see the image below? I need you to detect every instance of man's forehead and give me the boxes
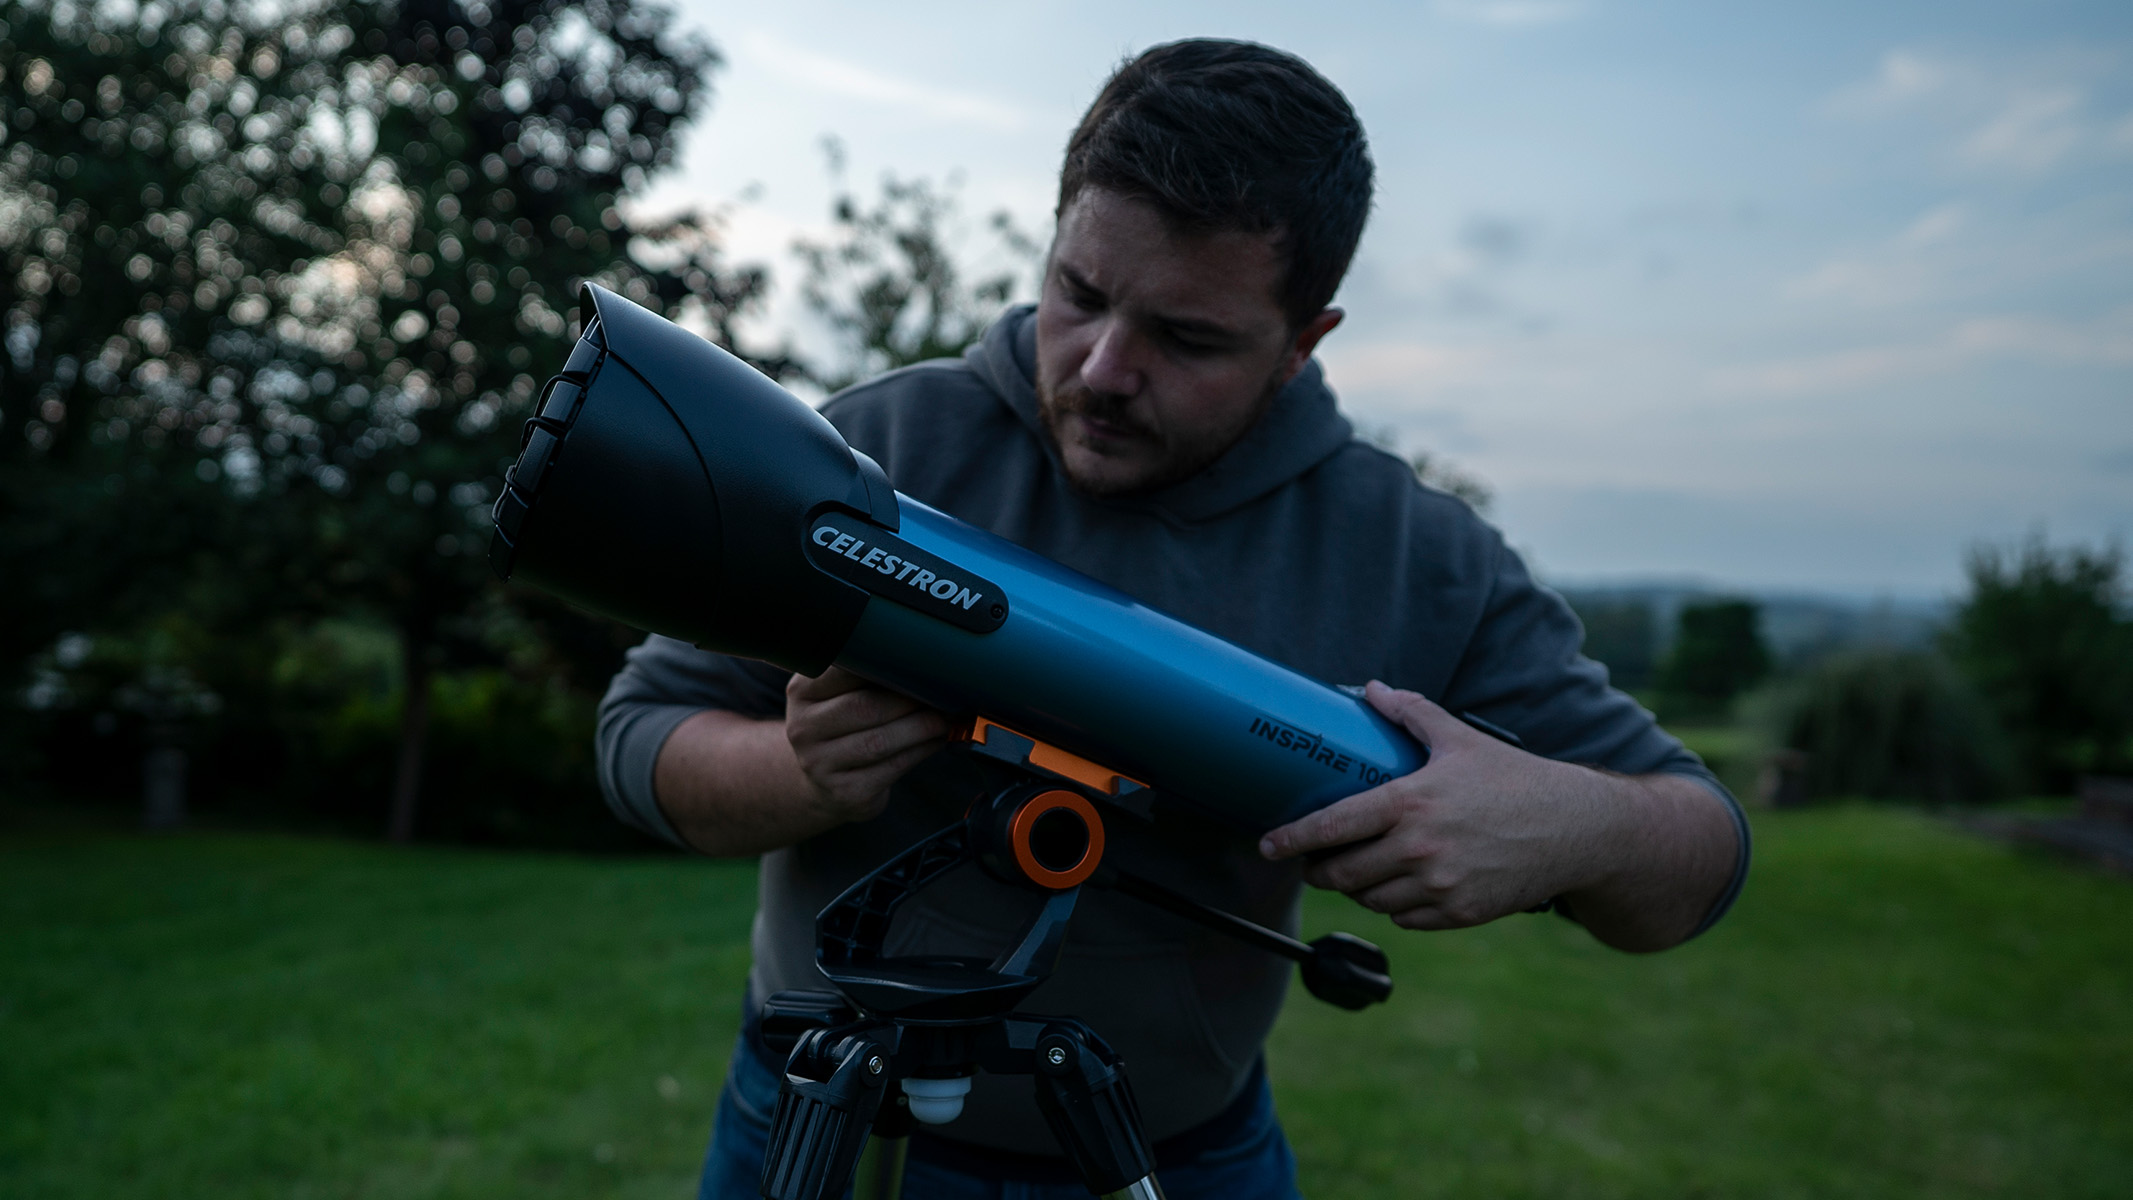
[1053,189,1288,331]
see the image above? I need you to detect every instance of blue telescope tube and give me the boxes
[830,498,1424,831]
[490,283,1424,835]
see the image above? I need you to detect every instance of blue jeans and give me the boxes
[698,1032,1301,1199]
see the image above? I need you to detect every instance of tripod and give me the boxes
[756,721,1394,1200]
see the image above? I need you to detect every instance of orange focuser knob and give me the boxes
[1008,790,1104,890]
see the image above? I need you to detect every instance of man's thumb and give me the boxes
[1363,680,1455,747]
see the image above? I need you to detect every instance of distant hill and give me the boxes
[1552,581,1948,690]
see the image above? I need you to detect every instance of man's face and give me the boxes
[1034,188,1342,495]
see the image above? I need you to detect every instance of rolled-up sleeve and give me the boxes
[595,634,789,847]
[1439,534,1751,938]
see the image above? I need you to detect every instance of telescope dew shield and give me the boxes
[490,284,900,674]
[493,284,1425,831]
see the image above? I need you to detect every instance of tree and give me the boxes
[794,138,1039,391]
[1658,600,1771,712]
[1355,427,1493,514]
[0,0,345,686]
[1566,596,1657,690]
[1769,650,2012,806]
[1945,537,2132,792]
[1,0,776,838]
[1407,450,1492,514]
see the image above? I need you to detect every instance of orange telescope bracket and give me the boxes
[957,716,1150,811]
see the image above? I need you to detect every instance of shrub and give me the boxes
[1658,600,1771,717]
[1567,597,1658,691]
[1945,539,2133,791]
[1766,650,2014,805]
[9,618,654,851]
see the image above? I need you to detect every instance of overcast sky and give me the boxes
[632,0,2133,600]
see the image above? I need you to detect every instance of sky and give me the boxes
[630,0,2133,600]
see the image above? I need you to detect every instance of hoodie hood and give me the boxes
[964,304,1357,523]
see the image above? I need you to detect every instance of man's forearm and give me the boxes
[652,669,955,858]
[653,709,843,857]
[1558,770,1741,953]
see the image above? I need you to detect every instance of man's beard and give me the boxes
[1037,372,1286,497]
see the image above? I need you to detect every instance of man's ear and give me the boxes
[1282,308,1344,382]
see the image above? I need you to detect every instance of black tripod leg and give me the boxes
[760,1028,894,1200]
[852,1080,914,1200]
[1030,1024,1166,1199]
[851,1134,907,1200]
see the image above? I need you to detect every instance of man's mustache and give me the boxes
[1043,385,1160,441]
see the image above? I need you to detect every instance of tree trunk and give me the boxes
[142,720,187,831]
[386,632,432,844]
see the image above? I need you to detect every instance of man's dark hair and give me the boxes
[1059,39,1375,328]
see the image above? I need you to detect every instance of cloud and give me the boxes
[1897,202,1967,248]
[737,31,1028,131]
[1830,49,1950,111]
[1783,203,1965,306]
[1431,0,1589,28]
[1711,307,2133,395]
[1362,212,1547,323]
[1783,197,2133,311]
[1958,87,2083,173]
[1784,257,1930,307]
[1460,215,1530,265]
[1321,340,1498,394]
[1824,47,2122,176]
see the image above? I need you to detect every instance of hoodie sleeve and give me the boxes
[594,634,789,847]
[1437,531,1751,938]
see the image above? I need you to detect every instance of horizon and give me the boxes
[1542,574,1958,608]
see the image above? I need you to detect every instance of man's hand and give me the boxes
[784,667,953,824]
[652,669,949,857]
[1259,681,1738,952]
[1259,682,1607,929]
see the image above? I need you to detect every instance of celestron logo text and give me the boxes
[812,525,986,612]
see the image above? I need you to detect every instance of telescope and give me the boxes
[489,284,1426,1199]
[490,283,1423,830]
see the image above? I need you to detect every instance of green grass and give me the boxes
[0,833,753,1199]
[3,808,2129,1198]
[1275,807,2133,1197]
[1666,723,1762,797]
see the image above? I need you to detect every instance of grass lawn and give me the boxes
[1665,724,1763,798]
[3,807,2128,1198]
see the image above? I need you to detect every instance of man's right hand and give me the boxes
[652,667,951,857]
[784,667,953,824]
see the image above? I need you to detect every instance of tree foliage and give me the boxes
[0,0,775,836]
[1407,450,1492,515]
[1568,596,1657,690]
[794,140,1039,391]
[1769,650,2013,806]
[1658,600,1771,712]
[1354,427,1493,514]
[1945,537,2132,791]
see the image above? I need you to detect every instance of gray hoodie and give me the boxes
[596,304,1748,1155]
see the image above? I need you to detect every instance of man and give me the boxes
[598,39,1748,1199]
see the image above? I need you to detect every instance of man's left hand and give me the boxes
[1259,681,1738,950]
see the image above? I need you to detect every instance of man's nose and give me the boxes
[1080,318,1143,397]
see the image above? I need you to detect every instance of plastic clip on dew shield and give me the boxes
[491,283,1425,834]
